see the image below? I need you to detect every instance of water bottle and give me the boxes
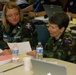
[12,43,19,63]
[36,42,43,60]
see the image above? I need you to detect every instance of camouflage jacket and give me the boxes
[44,32,76,64]
[0,18,38,50]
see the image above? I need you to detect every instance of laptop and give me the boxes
[31,59,67,75]
[43,4,64,18]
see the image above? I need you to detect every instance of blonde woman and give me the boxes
[2,1,38,50]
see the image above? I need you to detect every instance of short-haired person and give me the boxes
[22,0,63,18]
[15,0,30,9]
[64,0,76,19]
[1,1,38,50]
[26,12,76,64]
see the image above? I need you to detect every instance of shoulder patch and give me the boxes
[25,23,32,29]
[65,38,72,44]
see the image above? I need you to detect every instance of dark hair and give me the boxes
[49,12,69,29]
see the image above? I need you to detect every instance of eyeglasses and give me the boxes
[6,12,20,18]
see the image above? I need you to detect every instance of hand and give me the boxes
[28,12,36,18]
[66,12,71,17]
[26,50,36,57]
[2,49,12,55]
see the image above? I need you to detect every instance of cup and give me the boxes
[23,56,32,71]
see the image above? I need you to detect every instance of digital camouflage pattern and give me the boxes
[0,18,38,50]
[44,32,76,64]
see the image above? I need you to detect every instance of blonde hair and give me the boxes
[2,1,23,27]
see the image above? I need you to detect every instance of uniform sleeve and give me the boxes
[0,24,10,50]
[0,41,10,50]
[21,19,38,50]
[62,33,76,63]
[33,0,44,12]
[43,38,54,58]
[33,0,41,9]
[29,21,38,49]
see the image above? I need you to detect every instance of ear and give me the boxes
[61,27,65,33]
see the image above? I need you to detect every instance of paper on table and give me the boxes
[7,41,32,55]
[0,49,3,53]
[73,18,76,24]
[34,16,48,23]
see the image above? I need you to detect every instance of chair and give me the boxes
[35,25,50,47]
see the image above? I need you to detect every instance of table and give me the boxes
[0,57,33,75]
[34,16,49,23]
[0,58,76,75]
[0,60,23,72]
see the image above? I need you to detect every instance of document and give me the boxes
[7,41,32,55]
[73,18,76,24]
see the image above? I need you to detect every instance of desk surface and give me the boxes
[0,58,76,75]
[0,60,23,72]
[34,16,49,23]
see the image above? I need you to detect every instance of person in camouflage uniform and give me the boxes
[43,12,76,64]
[1,1,38,50]
[26,12,76,64]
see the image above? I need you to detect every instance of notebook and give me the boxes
[0,55,12,66]
[43,4,64,18]
[31,59,67,75]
